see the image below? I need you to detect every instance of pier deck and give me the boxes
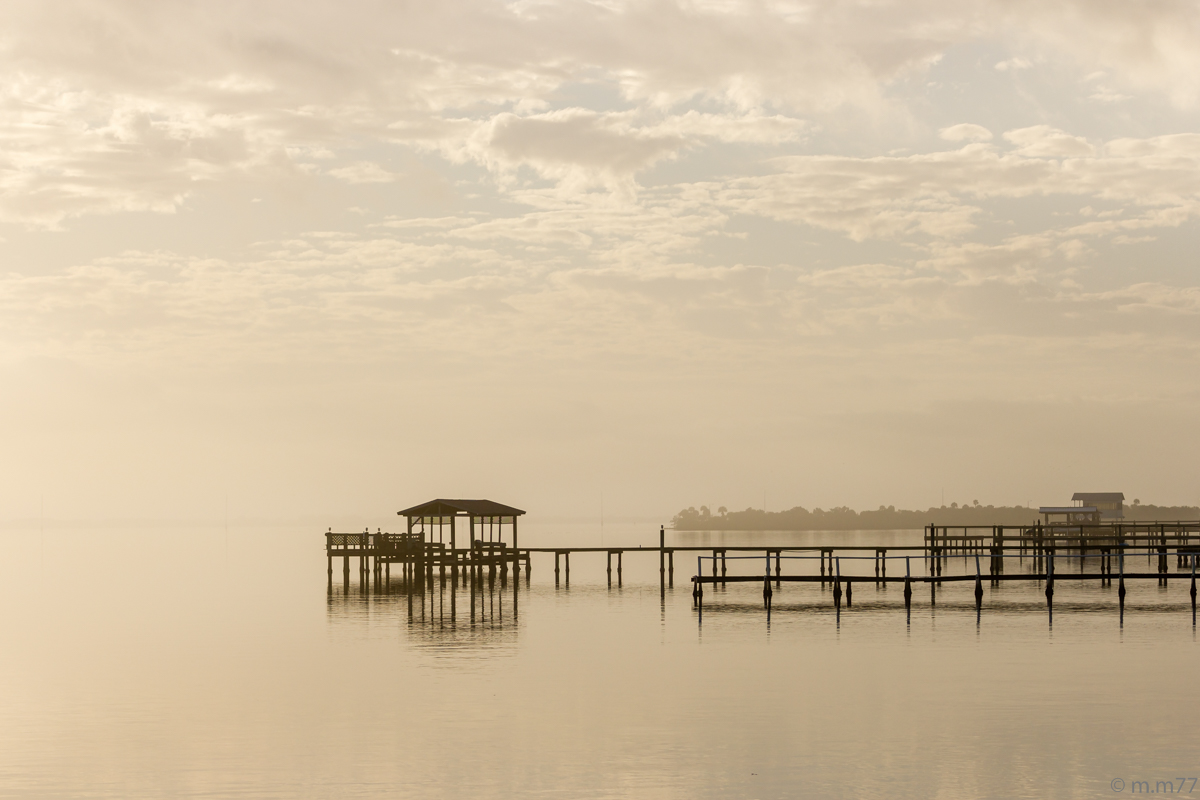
[325,519,1200,620]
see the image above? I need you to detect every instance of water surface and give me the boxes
[0,522,1195,799]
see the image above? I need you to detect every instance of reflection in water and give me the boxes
[327,568,523,651]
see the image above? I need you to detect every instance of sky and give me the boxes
[2,0,1199,525]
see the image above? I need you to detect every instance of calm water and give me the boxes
[1,522,1196,799]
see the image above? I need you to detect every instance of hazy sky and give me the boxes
[3,1,1199,524]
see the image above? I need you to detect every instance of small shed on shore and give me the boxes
[397,499,525,553]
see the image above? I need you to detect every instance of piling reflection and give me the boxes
[327,566,521,649]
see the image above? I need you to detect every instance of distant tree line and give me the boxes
[672,501,1200,531]
[1122,500,1200,522]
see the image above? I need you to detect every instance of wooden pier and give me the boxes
[325,509,1200,621]
[923,520,1200,557]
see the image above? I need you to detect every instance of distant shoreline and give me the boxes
[672,503,1200,531]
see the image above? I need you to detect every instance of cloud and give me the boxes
[1003,125,1095,157]
[327,161,399,183]
[999,0,1200,108]
[479,109,685,178]
[994,57,1032,72]
[2,0,1200,228]
[939,123,993,142]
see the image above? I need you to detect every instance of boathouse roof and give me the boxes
[397,499,526,518]
[1072,492,1124,502]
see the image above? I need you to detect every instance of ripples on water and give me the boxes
[0,524,1195,799]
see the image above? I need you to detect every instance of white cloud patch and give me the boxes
[1003,126,1095,158]
[327,161,399,183]
[939,123,993,143]
[477,109,685,180]
[994,57,1032,72]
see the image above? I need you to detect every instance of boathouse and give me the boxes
[1072,492,1124,520]
[1039,506,1100,526]
[397,499,525,555]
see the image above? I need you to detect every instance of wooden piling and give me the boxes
[659,525,665,590]
[1119,552,1126,607]
[974,555,983,610]
[1191,563,1197,621]
[1046,549,1054,604]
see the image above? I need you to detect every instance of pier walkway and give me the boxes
[324,519,1200,620]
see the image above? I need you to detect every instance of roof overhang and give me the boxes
[398,499,526,518]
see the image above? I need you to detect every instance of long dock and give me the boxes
[324,519,1200,620]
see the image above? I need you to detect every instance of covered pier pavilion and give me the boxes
[324,498,526,590]
[397,498,525,575]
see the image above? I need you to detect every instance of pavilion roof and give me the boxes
[397,499,526,518]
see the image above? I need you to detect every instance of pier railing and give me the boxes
[923,521,1200,556]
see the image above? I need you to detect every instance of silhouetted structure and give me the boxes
[1039,505,1101,526]
[1073,492,1124,520]
[323,513,1200,624]
[398,498,524,557]
[324,499,526,605]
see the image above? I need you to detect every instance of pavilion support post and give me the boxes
[512,516,520,578]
